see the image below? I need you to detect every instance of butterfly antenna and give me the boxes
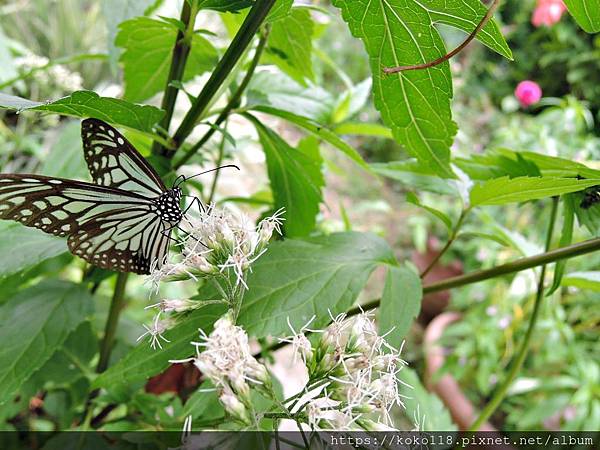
[175,164,240,187]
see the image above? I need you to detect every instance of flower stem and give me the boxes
[420,209,468,278]
[383,0,502,74]
[206,121,228,203]
[469,196,559,430]
[152,0,199,156]
[170,0,275,158]
[174,25,271,169]
[97,272,129,373]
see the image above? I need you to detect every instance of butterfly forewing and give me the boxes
[0,116,184,275]
[81,118,166,197]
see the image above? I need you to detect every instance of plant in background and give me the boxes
[0,0,599,441]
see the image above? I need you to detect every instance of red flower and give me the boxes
[532,0,567,27]
[515,80,542,107]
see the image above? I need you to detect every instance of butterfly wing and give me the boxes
[0,174,169,274]
[81,119,167,196]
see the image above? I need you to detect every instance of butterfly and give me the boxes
[0,119,195,274]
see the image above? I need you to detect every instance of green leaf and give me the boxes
[469,176,600,207]
[564,0,600,32]
[0,222,67,278]
[250,119,324,237]
[40,121,88,179]
[247,71,335,123]
[455,149,600,180]
[379,265,422,348]
[263,7,314,86]
[0,90,164,134]
[334,122,393,139]
[371,160,458,196]
[28,321,96,388]
[0,281,93,405]
[406,192,452,231]
[266,0,293,22]
[92,305,225,389]
[116,17,218,102]
[547,195,575,296]
[248,105,369,170]
[561,271,600,291]
[100,0,158,70]
[182,381,224,420]
[332,0,510,178]
[398,367,457,431]
[239,231,395,337]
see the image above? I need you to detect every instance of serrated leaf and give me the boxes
[456,149,600,180]
[379,265,422,348]
[547,195,575,295]
[564,0,600,32]
[332,0,511,178]
[116,17,218,102]
[250,118,324,237]
[100,0,158,70]
[469,176,600,206]
[0,91,164,134]
[263,7,314,86]
[238,232,395,337]
[561,271,600,291]
[249,105,369,170]
[0,222,67,278]
[92,305,225,389]
[0,281,93,405]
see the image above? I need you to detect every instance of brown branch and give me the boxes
[383,0,501,74]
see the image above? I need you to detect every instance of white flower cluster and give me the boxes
[15,53,83,92]
[173,313,272,425]
[140,206,283,350]
[149,205,284,290]
[282,311,409,431]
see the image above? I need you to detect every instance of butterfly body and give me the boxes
[0,119,182,274]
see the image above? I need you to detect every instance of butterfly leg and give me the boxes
[182,195,205,215]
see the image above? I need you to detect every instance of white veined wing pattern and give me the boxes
[0,119,183,274]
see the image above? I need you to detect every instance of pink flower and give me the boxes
[532,0,567,27]
[515,80,542,107]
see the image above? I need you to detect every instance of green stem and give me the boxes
[174,25,271,169]
[152,1,198,156]
[469,196,559,431]
[170,0,275,158]
[420,209,468,278]
[206,120,228,203]
[97,272,129,373]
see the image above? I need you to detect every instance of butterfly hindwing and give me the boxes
[67,207,170,274]
[81,118,166,196]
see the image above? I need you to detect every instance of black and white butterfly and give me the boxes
[0,119,192,274]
